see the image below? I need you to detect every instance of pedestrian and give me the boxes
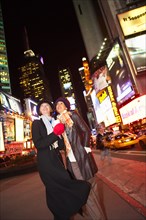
[31,100,91,220]
[96,125,112,164]
[55,97,106,220]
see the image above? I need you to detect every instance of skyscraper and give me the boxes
[18,49,51,103]
[0,3,11,94]
[58,67,76,110]
[18,28,51,103]
[72,0,108,62]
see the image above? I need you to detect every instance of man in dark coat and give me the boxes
[55,97,106,220]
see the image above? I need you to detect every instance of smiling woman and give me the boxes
[31,99,91,220]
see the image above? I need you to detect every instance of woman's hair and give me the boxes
[37,100,54,116]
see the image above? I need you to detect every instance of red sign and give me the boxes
[5,142,23,155]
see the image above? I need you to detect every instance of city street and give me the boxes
[0,159,145,220]
[0,1,146,219]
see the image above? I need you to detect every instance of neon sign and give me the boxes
[107,86,121,123]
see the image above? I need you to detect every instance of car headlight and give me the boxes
[118,140,122,143]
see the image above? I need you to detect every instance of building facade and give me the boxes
[0,3,11,94]
[72,0,146,130]
[58,67,76,110]
[18,49,51,103]
[72,0,108,62]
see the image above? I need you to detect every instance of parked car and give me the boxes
[103,133,138,149]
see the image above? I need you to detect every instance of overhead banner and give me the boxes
[119,95,146,125]
[117,5,146,37]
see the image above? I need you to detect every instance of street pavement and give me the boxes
[0,150,146,219]
[0,167,145,220]
[93,150,146,217]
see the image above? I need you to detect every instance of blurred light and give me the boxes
[82,57,86,61]
[78,67,84,71]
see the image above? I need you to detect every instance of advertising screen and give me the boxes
[119,95,146,125]
[117,5,146,37]
[0,91,22,114]
[67,96,76,110]
[106,41,135,105]
[91,66,111,94]
[3,118,15,141]
[24,120,31,140]
[100,95,116,127]
[0,122,5,151]
[90,89,104,124]
[15,118,24,142]
[25,98,39,120]
[126,34,146,74]
[90,88,120,127]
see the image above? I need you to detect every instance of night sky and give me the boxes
[1,0,87,102]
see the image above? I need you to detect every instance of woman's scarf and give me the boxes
[57,110,73,155]
[57,110,73,128]
[40,115,58,149]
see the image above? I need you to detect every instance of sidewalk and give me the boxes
[93,151,146,216]
[0,151,146,217]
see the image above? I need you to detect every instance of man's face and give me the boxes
[56,101,67,114]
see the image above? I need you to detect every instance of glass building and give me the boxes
[58,67,76,110]
[0,3,11,94]
[18,49,51,103]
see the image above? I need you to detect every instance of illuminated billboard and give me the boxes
[91,65,111,94]
[117,6,146,37]
[91,86,121,127]
[24,98,39,120]
[0,122,4,151]
[24,120,31,140]
[67,96,76,110]
[3,117,15,141]
[15,118,24,142]
[90,89,104,124]
[0,90,22,114]
[106,41,135,105]
[125,34,146,74]
[119,95,146,125]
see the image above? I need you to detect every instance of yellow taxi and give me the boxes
[103,133,138,149]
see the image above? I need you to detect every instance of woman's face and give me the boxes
[56,101,67,114]
[39,103,52,116]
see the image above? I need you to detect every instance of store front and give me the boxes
[0,91,34,156]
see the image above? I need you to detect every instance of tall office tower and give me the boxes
[18,28,51,103]
[58,68,76,110]
[0,3,11,93]
[72,0,108,62]
[18,49,51,103]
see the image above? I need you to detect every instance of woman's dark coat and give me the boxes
[32,119,90,219]
[65,111,98,181]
